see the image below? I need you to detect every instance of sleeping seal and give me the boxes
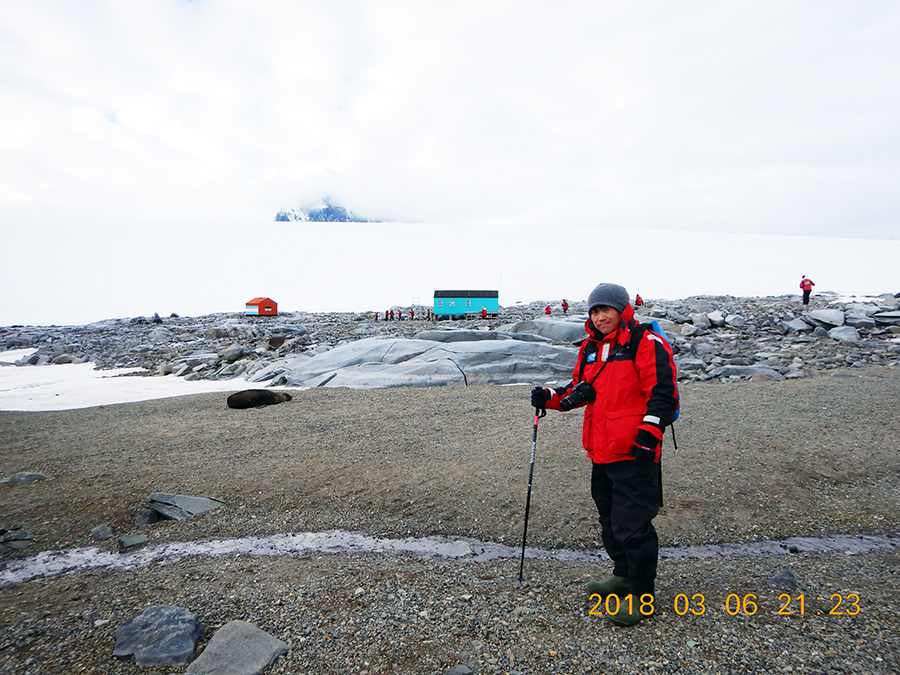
[227,389,293,409]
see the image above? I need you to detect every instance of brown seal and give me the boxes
[227,389,293,409]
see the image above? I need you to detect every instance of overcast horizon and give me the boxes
[2,1,899,325]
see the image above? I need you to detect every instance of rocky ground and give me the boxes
[3,293,899,386]
[1,352,900,673]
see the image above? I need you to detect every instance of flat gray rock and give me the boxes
[91,524,116,540]
[709,365,786,381]
[843,303,879,317]
[674,357,708,372]
[844,315,875,329]
[873,310,900,325]
[805,309,845,328]
[782,317,813,333]
[274,337,578,389]
[186,620,288,675]
[114,605,202,667]
[828,326,860,343]
[1,472,46,485]
[501,318,586,344]
[415,329,551,343]
[148,493,224,521]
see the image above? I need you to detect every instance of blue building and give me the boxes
[433,290,499,319]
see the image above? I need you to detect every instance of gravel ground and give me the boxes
[1,365,899,674]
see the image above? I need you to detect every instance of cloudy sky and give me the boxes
[1,1,899,324]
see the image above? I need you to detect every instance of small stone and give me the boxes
[770,569,799,590]
[118,534,149,549]
[91,524,116,540]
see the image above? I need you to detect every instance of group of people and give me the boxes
[376,308,496,320]
[377,308,433,321]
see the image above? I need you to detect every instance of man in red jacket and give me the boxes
[800,276,815,305]
[531,282,678,625]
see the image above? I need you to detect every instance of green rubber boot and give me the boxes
[586,575,630,598]
[608,600,651,627]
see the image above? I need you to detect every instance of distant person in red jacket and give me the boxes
[635,294,644,307]
[562,299,569,314]
[481,307,488,319]
[410,309,415,320]
[390,310,394,320]
[800,276,815,305]
[545,305,552,315]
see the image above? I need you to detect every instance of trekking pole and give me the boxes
[518,405,546,582]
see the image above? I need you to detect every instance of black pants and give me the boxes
[802,290,811,305]
[591,460,660,596]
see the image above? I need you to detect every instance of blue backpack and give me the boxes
[629,319,681,425]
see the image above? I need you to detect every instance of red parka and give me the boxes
[545,304,678,464]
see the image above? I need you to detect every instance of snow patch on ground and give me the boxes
[0,352,249,412]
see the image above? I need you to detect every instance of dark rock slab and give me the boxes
[148,493,225,521]
[1,472,46,485]
[709,365,785,381]
[91,524,116,540]
[0,531,33,550]
[185,620,288,675]
[118,534,149,549]
[114,605,202,667]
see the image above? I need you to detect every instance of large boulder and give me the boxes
[501,319,586,344]
[263,337,578,389]
[843,303,879,317]
[805,309,845,328]
[782,318,814,333]
[873,310,900,326]
[674,357,708,372]
[828,326,860,342]
[724,314,747,329]
[415,330,552,344]
[709,365,786,381]
[844,315,876,329]
[706,310,726,327]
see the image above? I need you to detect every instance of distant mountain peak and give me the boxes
[275,197,375,222]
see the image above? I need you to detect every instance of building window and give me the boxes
[466,300,472,307]
[449,300,455,307]
[437,300,443,307]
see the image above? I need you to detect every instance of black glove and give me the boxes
[630,429,660,465]
[531,386,551,410]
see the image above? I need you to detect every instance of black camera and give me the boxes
[559,381,596,411]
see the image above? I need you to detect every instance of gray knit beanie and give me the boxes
[587,283,630,313]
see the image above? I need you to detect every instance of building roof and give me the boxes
[433,290,498,298]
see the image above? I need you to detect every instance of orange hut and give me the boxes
[245,297,278,316]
